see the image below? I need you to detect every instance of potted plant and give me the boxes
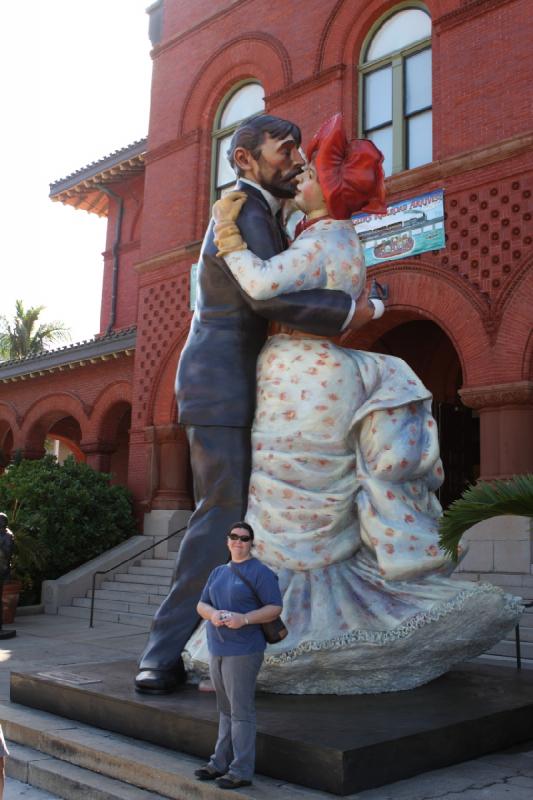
[438,473,533,561]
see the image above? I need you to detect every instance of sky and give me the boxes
[1,1,153,345]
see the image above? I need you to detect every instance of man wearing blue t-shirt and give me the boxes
[195,521,282,791]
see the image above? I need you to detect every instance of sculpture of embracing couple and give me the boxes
[135,113,521,696]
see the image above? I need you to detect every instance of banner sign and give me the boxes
[352,189,445,267]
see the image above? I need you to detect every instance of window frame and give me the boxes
[358,4,432,176]
[210,80,265,205]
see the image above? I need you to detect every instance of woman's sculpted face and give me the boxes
[293,164,328,216]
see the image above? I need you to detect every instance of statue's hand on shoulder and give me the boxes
[213,191,248,257]
[213,191,247,224]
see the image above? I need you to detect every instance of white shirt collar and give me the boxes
[239,178,281,216]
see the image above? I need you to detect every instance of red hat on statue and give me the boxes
[305,113,387,219]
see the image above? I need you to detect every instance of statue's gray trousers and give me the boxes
[138,425,251,672]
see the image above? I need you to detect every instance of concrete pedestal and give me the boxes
[10,659,533,796]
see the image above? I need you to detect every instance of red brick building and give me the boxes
[1,0,532,555]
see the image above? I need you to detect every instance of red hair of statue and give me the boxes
[305,113,387,219]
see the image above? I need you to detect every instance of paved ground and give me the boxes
[1,613,533,799]
[4,777,58,799]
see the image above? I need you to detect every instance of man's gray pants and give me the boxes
[208,651,264,781]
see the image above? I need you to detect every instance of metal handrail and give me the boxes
[89,525,187,627]
[515,600,533,669]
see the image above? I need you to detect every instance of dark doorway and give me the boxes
[370,320,479,508]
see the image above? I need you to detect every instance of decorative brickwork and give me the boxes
[134,273,192,427]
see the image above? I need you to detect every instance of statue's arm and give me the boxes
[223,229,329,300]
[232,212,352,335]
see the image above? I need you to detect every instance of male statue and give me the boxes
[135,115,370,693]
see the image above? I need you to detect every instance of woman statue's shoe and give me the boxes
[135,659,186,694]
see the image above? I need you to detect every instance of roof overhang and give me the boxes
[49,139,147,216]
[0,328,136,383]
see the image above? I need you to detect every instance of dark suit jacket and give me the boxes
[176,181,352,427]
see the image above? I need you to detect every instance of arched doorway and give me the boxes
[369,319,480,508]
[88,400,132,487]
[0,423,13,473]
[108,405,131,487]
[46,417,85,463]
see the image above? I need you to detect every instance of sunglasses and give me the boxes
[228,533,252,542]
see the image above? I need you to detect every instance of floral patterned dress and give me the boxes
[184,219,522,694]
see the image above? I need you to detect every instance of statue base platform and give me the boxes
[10,659,533,796]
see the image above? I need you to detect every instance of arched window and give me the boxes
[360,7,432,176]
[212,82,265,200]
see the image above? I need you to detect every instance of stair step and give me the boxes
[128,566,174,578]
[514,625,533,643]
[89,589,160,605]
[486,639,533,659]
[475,652,533,670]
[113,574,172,587]
[99,581,168,596]
[139,559,175,569]
[73,598,156,617]
[0,702,290,800]
[89,589,162,606]
[58,606,151,629]
[6,740,170,800]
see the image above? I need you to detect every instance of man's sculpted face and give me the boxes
[238,133,305,198]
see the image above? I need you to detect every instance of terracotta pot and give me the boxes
[1,580,22,625]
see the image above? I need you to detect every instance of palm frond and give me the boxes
[0,300,70,359]
[438,474,533,561]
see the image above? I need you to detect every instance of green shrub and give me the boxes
[0,455,137,603]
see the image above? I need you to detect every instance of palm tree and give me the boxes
[438,474,533,561]
[0,300,70,361]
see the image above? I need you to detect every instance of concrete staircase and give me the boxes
[1,702,305,800]
[56,557,175,630]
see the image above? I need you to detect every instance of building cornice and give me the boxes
[266,64,345,107]
[135,242,202,275]
[386,131,533,197]
[435,0,518,34]
[152,0,255,58]
[0,328,136,384]
[144,130,201,166]
[460,381,533,409]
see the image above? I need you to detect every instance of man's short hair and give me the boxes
[227,114,302,176]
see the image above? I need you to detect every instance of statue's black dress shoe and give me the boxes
[135,661,186,694]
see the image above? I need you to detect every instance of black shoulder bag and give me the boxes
[229,563,288,644]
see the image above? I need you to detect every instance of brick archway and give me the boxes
[0,402,20,465]
[0,420,14,472]
[316,0,440,74]
[82,381,132,483]
[344,262,490,386]
[86,381,132,443]
[179,33,291,136]
[21,393,89,459]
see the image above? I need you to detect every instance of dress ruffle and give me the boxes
[184,548,522,694]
